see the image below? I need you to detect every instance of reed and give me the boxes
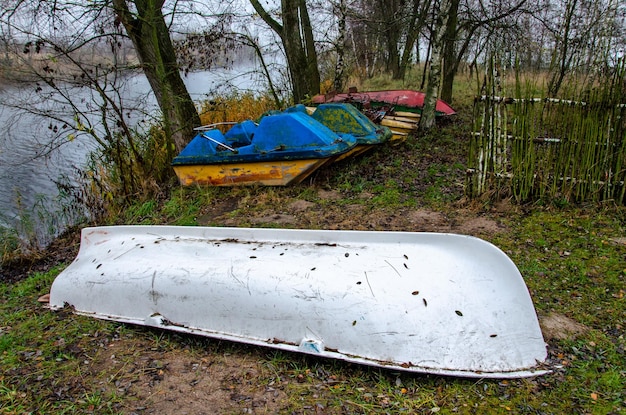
[509,78,537,202]
[198,92,277,130]
[0,226,20,264]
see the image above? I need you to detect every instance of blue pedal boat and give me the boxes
[287,103,393,159]
[172,111,357,186]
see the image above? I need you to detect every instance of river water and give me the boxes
[0,67,264,246]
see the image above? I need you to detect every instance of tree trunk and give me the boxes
[398,0,430,81]
[548,0,577,97]
[438,0,527,104]
[333,0,347,92]
[376,0,402,79]
[439,0,459,104]
[295,0,321,100]
[112,0,200,154]
[386,21,401,79]
[420,0,450,131]
[250,0,320,103]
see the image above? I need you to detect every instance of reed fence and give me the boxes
[468,64,626,205]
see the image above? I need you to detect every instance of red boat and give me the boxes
[311,88,456,117]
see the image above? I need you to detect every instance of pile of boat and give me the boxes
[312,88,456,142]
[311,88,457,117]
[172,90,456,187]
[172,103,391,186]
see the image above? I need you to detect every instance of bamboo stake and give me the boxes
[470,56,625,204]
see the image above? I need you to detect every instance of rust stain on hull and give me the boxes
[173,158,331,186]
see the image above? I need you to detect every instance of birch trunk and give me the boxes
[333,0,347,92]
[420,0,451,131]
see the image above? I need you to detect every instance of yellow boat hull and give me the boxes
[380,117,418,143]
[334,144,374,161]
[393,111,421,121]
[390,130,409,142]
[380,117,418,134]
[173,158,330,186]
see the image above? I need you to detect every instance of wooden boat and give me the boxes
[290,103,393,158]
[311,89,457,117]
[172,111,357,186]
[378,115,419,141]
[49,225,548,378]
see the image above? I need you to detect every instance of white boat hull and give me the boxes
[50,226,548,378]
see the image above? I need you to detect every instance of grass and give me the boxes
[0,266,125,414]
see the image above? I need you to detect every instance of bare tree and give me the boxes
[469,0,625,97]
[439,0,529,104]
[0,31,164,207]
[0,1,234,154]
[397,0,431,80]
[539,0,623,96]
[347,0,430,81]
[249,0,321,103]
[0,0,235,210]
[343,0,378,78]
[111,0,200,152]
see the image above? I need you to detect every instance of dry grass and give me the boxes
[198,93,277,129]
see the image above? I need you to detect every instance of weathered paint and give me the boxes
[380,117,419,139]
[171,111,357,186]
[334,145,372,161]
[296,103,393,157]
[393,111,421,121]
[389,130,409,142]
[385,115,421,124]
[50,226,548,378]
[172,158,329,186]
[304,103,417,143]
[309,104,392,146]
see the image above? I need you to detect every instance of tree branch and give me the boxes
[249,0,283,36]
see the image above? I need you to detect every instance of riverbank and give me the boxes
[0,42,250,86]
[0,63,265,264]
[0,42,141,85]
[0,226,80,283]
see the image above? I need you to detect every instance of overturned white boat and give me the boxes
[49,226,548,378]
